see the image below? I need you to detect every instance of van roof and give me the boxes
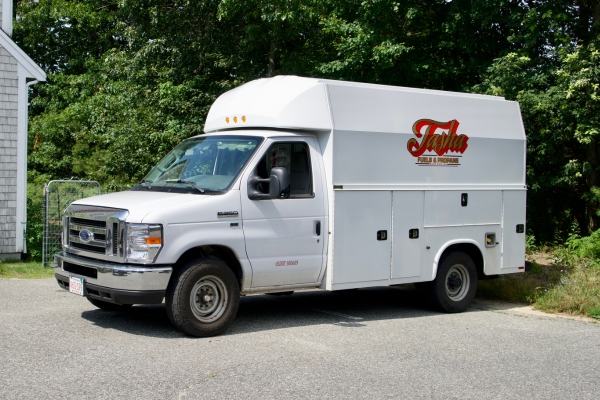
[204,76,523,141]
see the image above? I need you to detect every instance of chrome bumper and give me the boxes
[53,252,172,292]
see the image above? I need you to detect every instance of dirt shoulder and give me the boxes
[473,299,598,324]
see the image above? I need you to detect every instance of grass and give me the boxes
[477,271,541,304]
[477,254,559,304]
[534,266,600,319]
[0,260,54,279]
[477,250,600,320]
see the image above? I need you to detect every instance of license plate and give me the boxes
[69,276,84,296]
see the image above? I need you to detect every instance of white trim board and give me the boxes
[15,64,27,252]
[0,29,46,81]
[1,0,13,37]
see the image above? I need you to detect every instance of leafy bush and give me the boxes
[589,305,600,320]
[26,180,46,261]
[530,222,600,319]
[553,220,600,268]
[525,234,537,253]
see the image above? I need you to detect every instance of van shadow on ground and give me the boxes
[80,285,475,339]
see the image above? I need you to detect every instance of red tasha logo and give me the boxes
[407,119,469,157]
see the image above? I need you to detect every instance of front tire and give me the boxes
[166,258,240,337]
[428,251,477,313]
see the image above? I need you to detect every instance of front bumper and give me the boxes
[54,252,172,303]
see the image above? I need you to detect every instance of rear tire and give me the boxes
[428,251,477,313]
[87,297,133,311]
[166,258,240,337]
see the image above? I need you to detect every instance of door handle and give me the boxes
[315,221,321,236]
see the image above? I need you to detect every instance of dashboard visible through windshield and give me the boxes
[131,135,263,194]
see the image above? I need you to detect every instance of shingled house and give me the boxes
[0,0,46,260]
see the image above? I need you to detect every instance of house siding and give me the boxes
[0,43,19,255]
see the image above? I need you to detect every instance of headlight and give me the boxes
[125,224,163,264]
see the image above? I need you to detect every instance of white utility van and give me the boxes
[53,76,527,337]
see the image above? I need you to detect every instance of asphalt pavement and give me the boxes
[0,277,599,399]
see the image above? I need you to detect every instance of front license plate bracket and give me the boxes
[69,276,85,296]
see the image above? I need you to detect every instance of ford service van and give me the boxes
[54,76,527,337]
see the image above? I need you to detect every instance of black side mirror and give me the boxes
[268,167,290,199]
[248,167,291,200]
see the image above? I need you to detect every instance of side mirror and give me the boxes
[248,167,290,200]
[268,167,290,199]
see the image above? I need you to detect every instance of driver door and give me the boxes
[240,137,326,288]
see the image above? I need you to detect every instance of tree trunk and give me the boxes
[268,39,277,77]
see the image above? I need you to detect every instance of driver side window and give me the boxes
[255,142,313,198]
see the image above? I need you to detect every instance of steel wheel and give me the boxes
[428,251,478,313]
[445,264,470,302]
[190,275,228,323]
[166,258,240,337]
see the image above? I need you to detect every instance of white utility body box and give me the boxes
[206,76,527,288]
[54,76,527,337]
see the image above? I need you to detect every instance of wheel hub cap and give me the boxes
[445,264,470,302]
[190,276,229,323]
[447,275,462,291]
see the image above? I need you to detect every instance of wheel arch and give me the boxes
[172,245,244,289]
[432,240,484,281]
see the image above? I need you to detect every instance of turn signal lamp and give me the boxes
[146,237,162,245]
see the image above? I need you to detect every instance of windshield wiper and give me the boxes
[165,179,205,193]
[138,179,153,189]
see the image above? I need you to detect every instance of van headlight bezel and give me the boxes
[125,223,163,264]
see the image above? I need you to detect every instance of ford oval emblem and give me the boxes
[79,229,93,243]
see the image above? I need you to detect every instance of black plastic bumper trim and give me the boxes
[55,274,164,305]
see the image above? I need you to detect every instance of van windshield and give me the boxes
[133,136,262,194]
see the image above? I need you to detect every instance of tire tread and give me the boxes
[427,251,477,313]
[165,258,239,337]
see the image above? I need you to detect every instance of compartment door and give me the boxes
[501,190,527,271]
[391,191,423,279]
[332,191,391,285]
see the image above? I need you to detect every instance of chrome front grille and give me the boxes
[63,205,128,262]
[69,219,110,254]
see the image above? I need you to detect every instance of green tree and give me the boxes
[216,0,526,90]
[475,1,600,240]
[14,0,121,74]
[18,0,234,183]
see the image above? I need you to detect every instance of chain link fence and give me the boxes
[42,180,101,268]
